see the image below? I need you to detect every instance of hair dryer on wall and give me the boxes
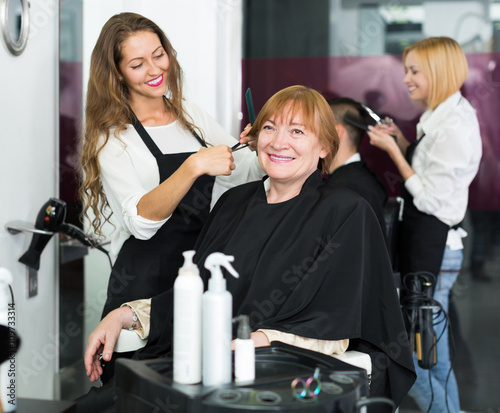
[19,198,101,270]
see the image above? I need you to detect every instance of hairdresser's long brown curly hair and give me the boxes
[79,13,202,236]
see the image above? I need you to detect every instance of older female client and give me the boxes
[84,85,415,407]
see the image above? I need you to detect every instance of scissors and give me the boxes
[361,103,393,125]
[359,104,397,141]
[291,367,321,399]
[232,88,255,152]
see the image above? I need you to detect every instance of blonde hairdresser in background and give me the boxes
[368,37,482,412]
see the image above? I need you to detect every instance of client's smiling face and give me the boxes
[257,104,328,191]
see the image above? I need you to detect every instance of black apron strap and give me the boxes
[405,133,425,164]
[190,128,206,148]
[131,113,164,158]
[131,112,207,157]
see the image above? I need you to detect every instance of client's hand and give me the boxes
[84,307,132,382]
[230,331,270,350]
[250,331,270,347]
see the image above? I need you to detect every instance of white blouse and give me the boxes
[97,100,264,257]
[404,91,482,248]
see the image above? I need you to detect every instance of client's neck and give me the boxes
[267,179,305,204]
[329,145,357,174]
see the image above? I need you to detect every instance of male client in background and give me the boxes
[325,97,388,235]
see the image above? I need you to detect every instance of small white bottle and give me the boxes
[173,251,203,384]
[233,315,255,383]
[0,268,15,412]
[202,253,239,387]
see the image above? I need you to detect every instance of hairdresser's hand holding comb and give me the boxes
[232,123,257,152]
[239,123,258,151]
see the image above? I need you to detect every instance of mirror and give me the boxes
[0,0,30,56]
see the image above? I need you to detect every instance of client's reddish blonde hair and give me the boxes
[249,85,339,174]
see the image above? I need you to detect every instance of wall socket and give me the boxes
[27,267,38,298]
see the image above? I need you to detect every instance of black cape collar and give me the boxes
[256,169,323,202]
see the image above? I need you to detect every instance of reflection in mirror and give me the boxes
[379,6,424,54]
[7,0,21,43]
[0,0,30,56]
[489,2,500,52]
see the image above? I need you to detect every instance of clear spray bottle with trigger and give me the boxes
[202,252,239,387]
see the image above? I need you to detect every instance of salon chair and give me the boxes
[332,350,372,384]
[384,197,403,270]
[384,197,404,295]
[114,329,147,353]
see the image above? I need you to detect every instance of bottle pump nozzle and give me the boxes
[233,315,251,340]
[204,252,239,292]
[179,250,199,275]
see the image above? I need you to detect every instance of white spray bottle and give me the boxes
[202,253,239,387]
[0,268,15,412]
[173,251,203,384]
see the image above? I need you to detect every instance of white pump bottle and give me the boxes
[233,315,255,383]
[173,250,203,384]
[202,252,239,387]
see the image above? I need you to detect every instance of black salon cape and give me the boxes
[326,160,387,237]
[141,170,415,405]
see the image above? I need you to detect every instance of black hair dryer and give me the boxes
[19,198,66,270]
[18,198,96,271]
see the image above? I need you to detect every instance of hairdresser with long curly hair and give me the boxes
[368,37,482,413]
[79,13,263,319]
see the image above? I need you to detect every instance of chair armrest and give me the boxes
[331,350,372,375]
[114,329,147,353]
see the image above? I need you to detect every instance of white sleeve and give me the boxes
[405,119,480,218]
[98,135,169,241]
[183,101,265,208]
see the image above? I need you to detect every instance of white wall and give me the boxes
[0,0,59,401]
[82,0,219,119]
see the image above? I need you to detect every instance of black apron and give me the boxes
[101,118,214,318]
[398,134,449,280]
